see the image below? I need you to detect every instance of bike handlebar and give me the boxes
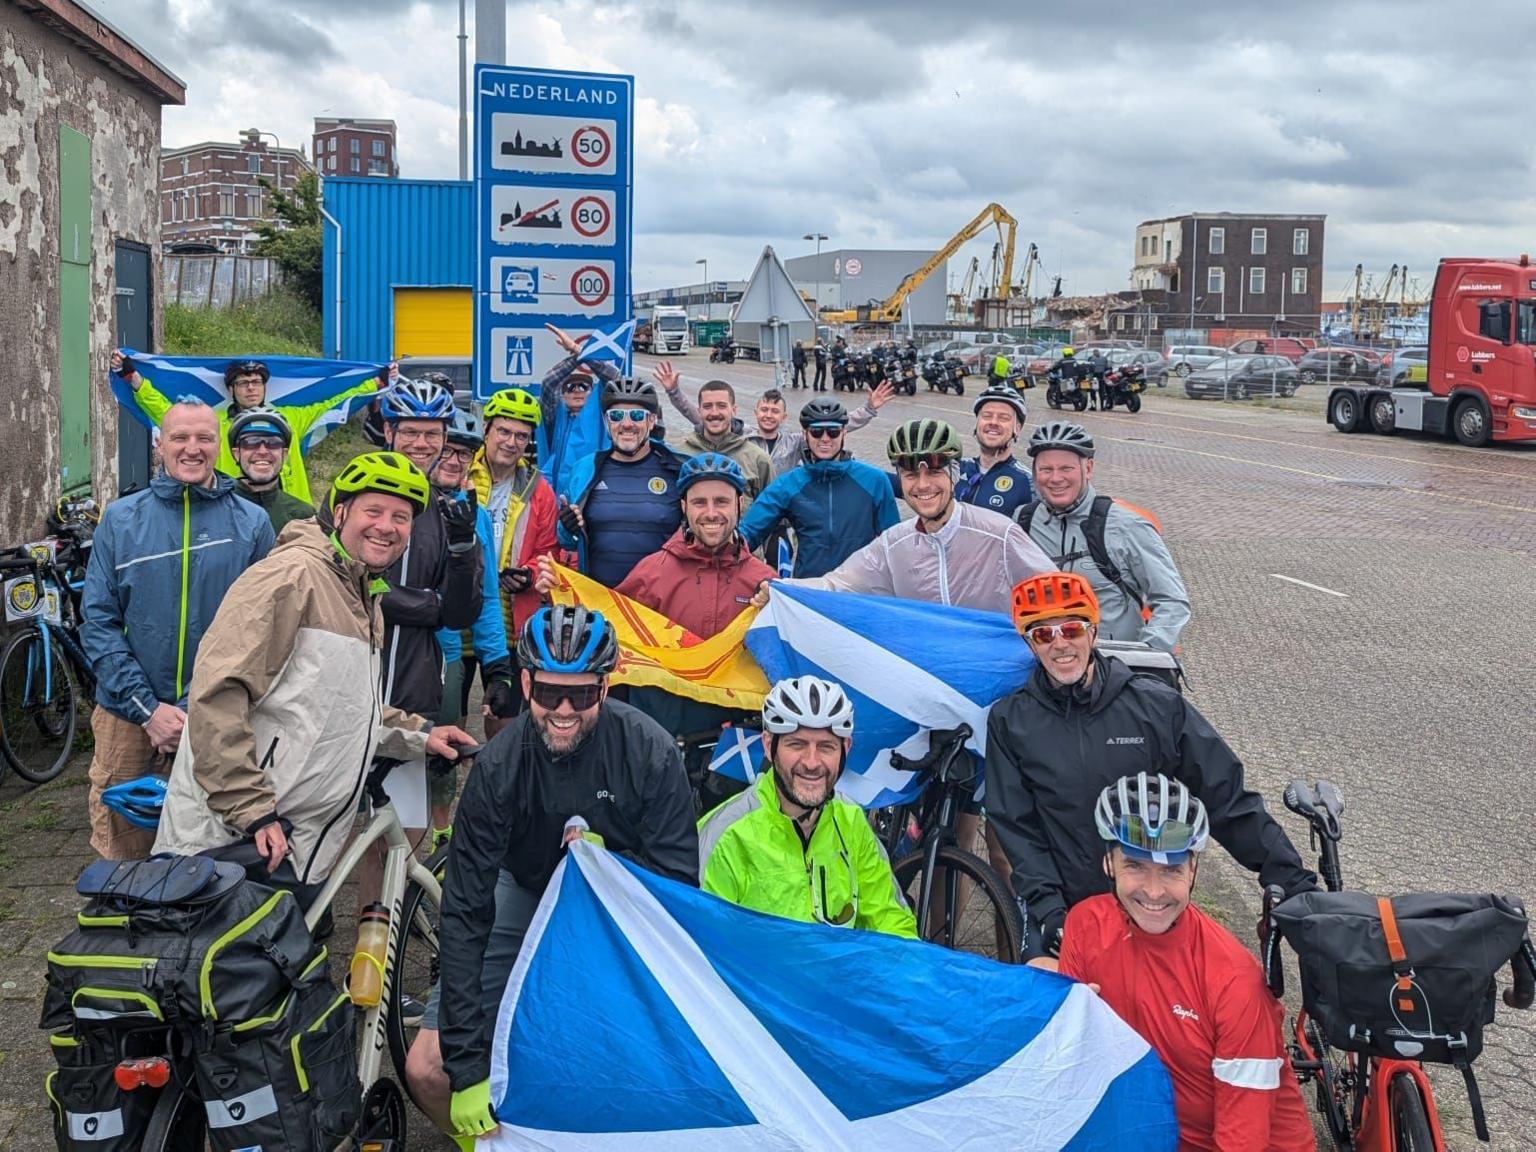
[888,724,972,774]
[1505,935,1536,1010]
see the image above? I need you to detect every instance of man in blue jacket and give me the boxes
[738,398,899,578]
[80,401,274,858]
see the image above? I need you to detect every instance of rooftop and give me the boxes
[16,0,185,104]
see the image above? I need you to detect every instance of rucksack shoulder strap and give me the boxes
[1014,500,1039,533]
[1084,495,1141,607]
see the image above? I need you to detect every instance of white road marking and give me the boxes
[1269,574,1349,597]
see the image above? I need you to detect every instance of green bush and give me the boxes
[165,290,322,357]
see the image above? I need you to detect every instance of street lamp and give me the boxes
[803,232,828,315]
[243,128,285,254]
[695,258,708,317]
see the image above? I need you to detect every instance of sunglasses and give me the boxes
[564,380,592,394]
[234,436,285,452]
[1027,620,1094,645]
[605,408,652,424]
[894,454,951,474]
[528,679,604,712]
[805,425,843,440]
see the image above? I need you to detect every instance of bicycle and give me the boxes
[882,724,1023,963]
[1260,778,1536,1151]
[139,748,477,1150]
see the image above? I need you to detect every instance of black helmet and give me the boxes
[224,359,270,386]
[1027,421,1095,459]
[601,377,660,416]
[971,383,1027,424]
[517,605,619,676]
[798,399,849,429]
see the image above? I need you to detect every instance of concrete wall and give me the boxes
[0,4,165,541]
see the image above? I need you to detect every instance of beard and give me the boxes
[534,708,599,756]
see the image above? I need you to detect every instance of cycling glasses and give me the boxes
[1027,620,1094,645]
[563,379,592,394]
[805,425,843,440]
[606,407,652,424]
[528,678,604,712]
[233,435,285,452]
[1114,814,1201,857]
[893,453,952,474]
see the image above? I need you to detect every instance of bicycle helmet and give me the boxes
[328,451,431,516]
[761,676,855,738]
[100,775,167,830]
[418,371,455,395]
[798,399,849,429]
[227,404,293,447]
[1011,572,1100,631]
[1095,772,1210,864]
[517,605,619,676]
[483,387,542,427]
[678,451,747,494]
[380,377,456,422]
[224,359,270,386]
[1060,347,1075,359]
[972,382,1028,423]
[886,419,963,463]
[600,376,661,416]
[1026,421,1096,459]
[445,408,483,451]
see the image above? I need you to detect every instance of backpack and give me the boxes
[1269,889,1531,1142]
[1014,495,1163,611]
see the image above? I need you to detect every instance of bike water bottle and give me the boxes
[350,902,390,1007]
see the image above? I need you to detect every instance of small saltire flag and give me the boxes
[775,536,794,579]
[547,561,769,709]
[536,318,635,501]
[745,584,1035,808]
[486,841,1179,1151]
[708,726,766,783]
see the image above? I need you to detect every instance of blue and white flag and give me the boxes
[536,318,636,502]
[775,536,794,579]
[110,349,382,449]
[708,726,766,783]
[579,316,636,368]
[745,584,1035,807]
[487,841,1178,1151]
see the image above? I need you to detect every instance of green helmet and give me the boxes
[328,451,431,516]
[886,419,963,463]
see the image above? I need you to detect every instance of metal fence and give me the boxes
[164,255,283,309]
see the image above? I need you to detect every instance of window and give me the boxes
[368,159,388,175]
[1208,227,1224,254]
[1293,228,1309,256]
[350,157,360,173]
[372,139,386,157]
[1116,314,1126,331]
[1291,268,1307,295]
[1164,239,1172,262]
[1249,267,1266,294]
[1479,300,1511,342]
[248,154,260,173]
[218,185,235,217]
[180,157,188,176]
[349,138,360,154]
[1251,228,1267,255]
[1207,267,1224,294]
[327,155,336,172]
[247,188,262,218]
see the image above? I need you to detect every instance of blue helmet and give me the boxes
[517,605,619,675]
[678,451,746,494]
[445,408,483,451]
[381,377,456,422]
[100,775,167,830]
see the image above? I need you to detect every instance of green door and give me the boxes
[58,124,92,493]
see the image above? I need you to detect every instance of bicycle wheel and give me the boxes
[140,1078,207,1152]
[892,844,1022,963]
[0,625,77,783]
[387,841,448,1095]
[1389,1073,1437,1152]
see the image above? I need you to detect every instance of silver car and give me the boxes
[1166,344,1230,377]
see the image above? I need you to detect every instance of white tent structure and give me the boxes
[731,245,816,378]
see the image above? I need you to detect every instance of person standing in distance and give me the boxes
[957,382,1035,521]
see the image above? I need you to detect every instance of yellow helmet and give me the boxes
[1061,346,1075,358]
[483,387,542,427]
[328,451,430,516]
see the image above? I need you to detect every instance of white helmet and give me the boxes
[761,676,855,738]
[1094,772,1210,864]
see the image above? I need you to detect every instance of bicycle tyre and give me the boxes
[892,844,1023,963]
[140,1078,207,1152]
[0,625,77,783]
[1389,1072,1437,1152]
[387,840,449,1096]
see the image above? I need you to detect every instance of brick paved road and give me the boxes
[3,364,1532,1149]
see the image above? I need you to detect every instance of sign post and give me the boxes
[474,66,634,400]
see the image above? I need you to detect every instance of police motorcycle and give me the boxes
[923,353,967,395]
[1045,358,1090,411]
[1100,362,1147,413]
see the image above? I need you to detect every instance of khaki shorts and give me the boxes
[86,705,167,859]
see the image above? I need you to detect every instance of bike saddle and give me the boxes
[1283,779,1342,841]
[77,854,246,906]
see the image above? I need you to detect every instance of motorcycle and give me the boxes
[923,354,967,395]
[1100,363,1146,413]
[1045,363,1089,411]
[893,343,919,395]
[832,349,859,392]
[709,338,738,365]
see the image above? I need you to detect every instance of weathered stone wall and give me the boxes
[0,4,164,542]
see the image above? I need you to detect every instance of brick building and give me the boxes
[312,117,398,178]
[1129,212,1326,336]
[160,130,310,253]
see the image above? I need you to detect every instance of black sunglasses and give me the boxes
[528,679,604,712]
[805,425,843,440]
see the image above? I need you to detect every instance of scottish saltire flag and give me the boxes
[110,349,381,448]
[487,841,1179,1151]
[746,585,1035,807]
[578,316,636,368]
[708,726,766,783]
[776,536,794,579]
[536,319,636,500]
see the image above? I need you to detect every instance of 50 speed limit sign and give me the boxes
[571,124,613,169]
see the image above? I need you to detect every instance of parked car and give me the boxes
[1183,354,1300,399]
[1106,349,1169,388]
[1025,343,1072,381]
[1165,344,1231,377]
[958,342,1034,374]
[920,339,971,358]
[1375,345,1428,387]
[1079,339,1143,352]
[1226,336,1316,362]
[1295,348,1381,384]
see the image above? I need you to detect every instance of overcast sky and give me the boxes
[108,0,1536,303]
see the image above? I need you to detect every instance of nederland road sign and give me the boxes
[475,65,634,401]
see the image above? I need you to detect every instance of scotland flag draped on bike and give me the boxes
[486,841,1178,1150]
[743,584,1035,806]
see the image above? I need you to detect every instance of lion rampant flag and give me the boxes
[545,562,769,708]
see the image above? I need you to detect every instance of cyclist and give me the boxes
[738,398,900,577]
[406,606,697,1146]
[986,573,1315,963]
[113,350,385,504]
[227,406,314,533]
[1058,773,1313,1151]
[653,368,773,498]
[152,452,475,887]
[705,371,891,478]
[540,323,620,485]
[1018,421,1190,652]
[957,382,1034,519]
[698,676,917,938]
[558,377,685,587]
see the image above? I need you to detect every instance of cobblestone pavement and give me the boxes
[3,365,1532,1150]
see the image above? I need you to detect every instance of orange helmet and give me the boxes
[1011,573,1100,633]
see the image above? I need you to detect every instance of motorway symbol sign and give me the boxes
[506,335,535,377]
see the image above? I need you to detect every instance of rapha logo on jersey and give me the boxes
[1172,1004,1199,1022]
[1105,736,1146,746]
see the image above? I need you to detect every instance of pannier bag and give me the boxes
[41,856,358,1152]
[1271,889,1530,1141]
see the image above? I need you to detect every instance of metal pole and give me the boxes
[475,0,506,64]
[1189,216,1198,334]
[458,0,468,181]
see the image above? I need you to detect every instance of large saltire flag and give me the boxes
[546,561,768,709]
[110,349,382,449]
[746,584,1035,808]
[535,319,636,501]
[486,840,1179,1151]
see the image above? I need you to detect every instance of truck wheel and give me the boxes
[1330,392,1362,433]
[1368,395,1396,435]
[1453,397,1491,447]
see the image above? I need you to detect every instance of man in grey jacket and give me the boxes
[80,401,274,857]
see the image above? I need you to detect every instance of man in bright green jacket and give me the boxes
[698,676,917,939]
[112,351,384,505]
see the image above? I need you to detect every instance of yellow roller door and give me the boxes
[393,288,473,358]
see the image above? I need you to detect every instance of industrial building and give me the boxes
[632,281,743,321]
[783,248,948,327]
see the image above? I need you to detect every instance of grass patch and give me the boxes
[23,808,59,832]
[166,290,322,357]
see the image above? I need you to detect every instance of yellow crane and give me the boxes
[1017,242,1041,330]
[822,202,1018,326]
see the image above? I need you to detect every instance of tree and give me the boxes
[252,170,323,312]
